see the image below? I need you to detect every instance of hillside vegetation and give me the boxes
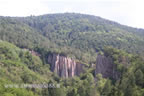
[0,13,144,96]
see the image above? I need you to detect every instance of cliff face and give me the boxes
[95,54,119,79]
[47,53,120,79]
[47,54,84,78]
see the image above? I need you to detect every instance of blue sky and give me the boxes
[0,0,144,28]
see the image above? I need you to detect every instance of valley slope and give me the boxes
[0,13,144,96]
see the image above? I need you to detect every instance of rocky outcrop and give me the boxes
[95,54,119,79]
[47,54,84,78]
[23,48,41,57]
[47,53,121,79]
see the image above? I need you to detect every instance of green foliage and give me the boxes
[48,87,66,96]
[1,13,144,63]
[102,79,112,96]
[20,13,144,54]
[0,41,52,95]
[0,13,144,96]
[98,47,144,96]
[0,79,37,96]
[135,69,144,86]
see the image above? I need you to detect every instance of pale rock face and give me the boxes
[48,54,84,78]
[48,53,120,79]
[95,54,119,79]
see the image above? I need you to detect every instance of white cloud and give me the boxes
[0,0,53,16]
[0,0,144,28]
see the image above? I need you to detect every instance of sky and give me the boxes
[0,0,144,28]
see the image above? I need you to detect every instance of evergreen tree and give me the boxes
[135,69,144,86]
[102,80,112,96]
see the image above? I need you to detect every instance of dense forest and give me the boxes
[0,13,144,96]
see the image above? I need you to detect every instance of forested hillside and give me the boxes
[18,13,144,53]
[0,13,144,96]
[1,13,144,62]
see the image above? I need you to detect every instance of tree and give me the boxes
[102,79,112,96]
[48,88,66,96]
[135,69,144,86]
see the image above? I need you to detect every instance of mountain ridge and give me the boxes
[0,13,144,96]
[19,13,144,53]
[1,13,144,63]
